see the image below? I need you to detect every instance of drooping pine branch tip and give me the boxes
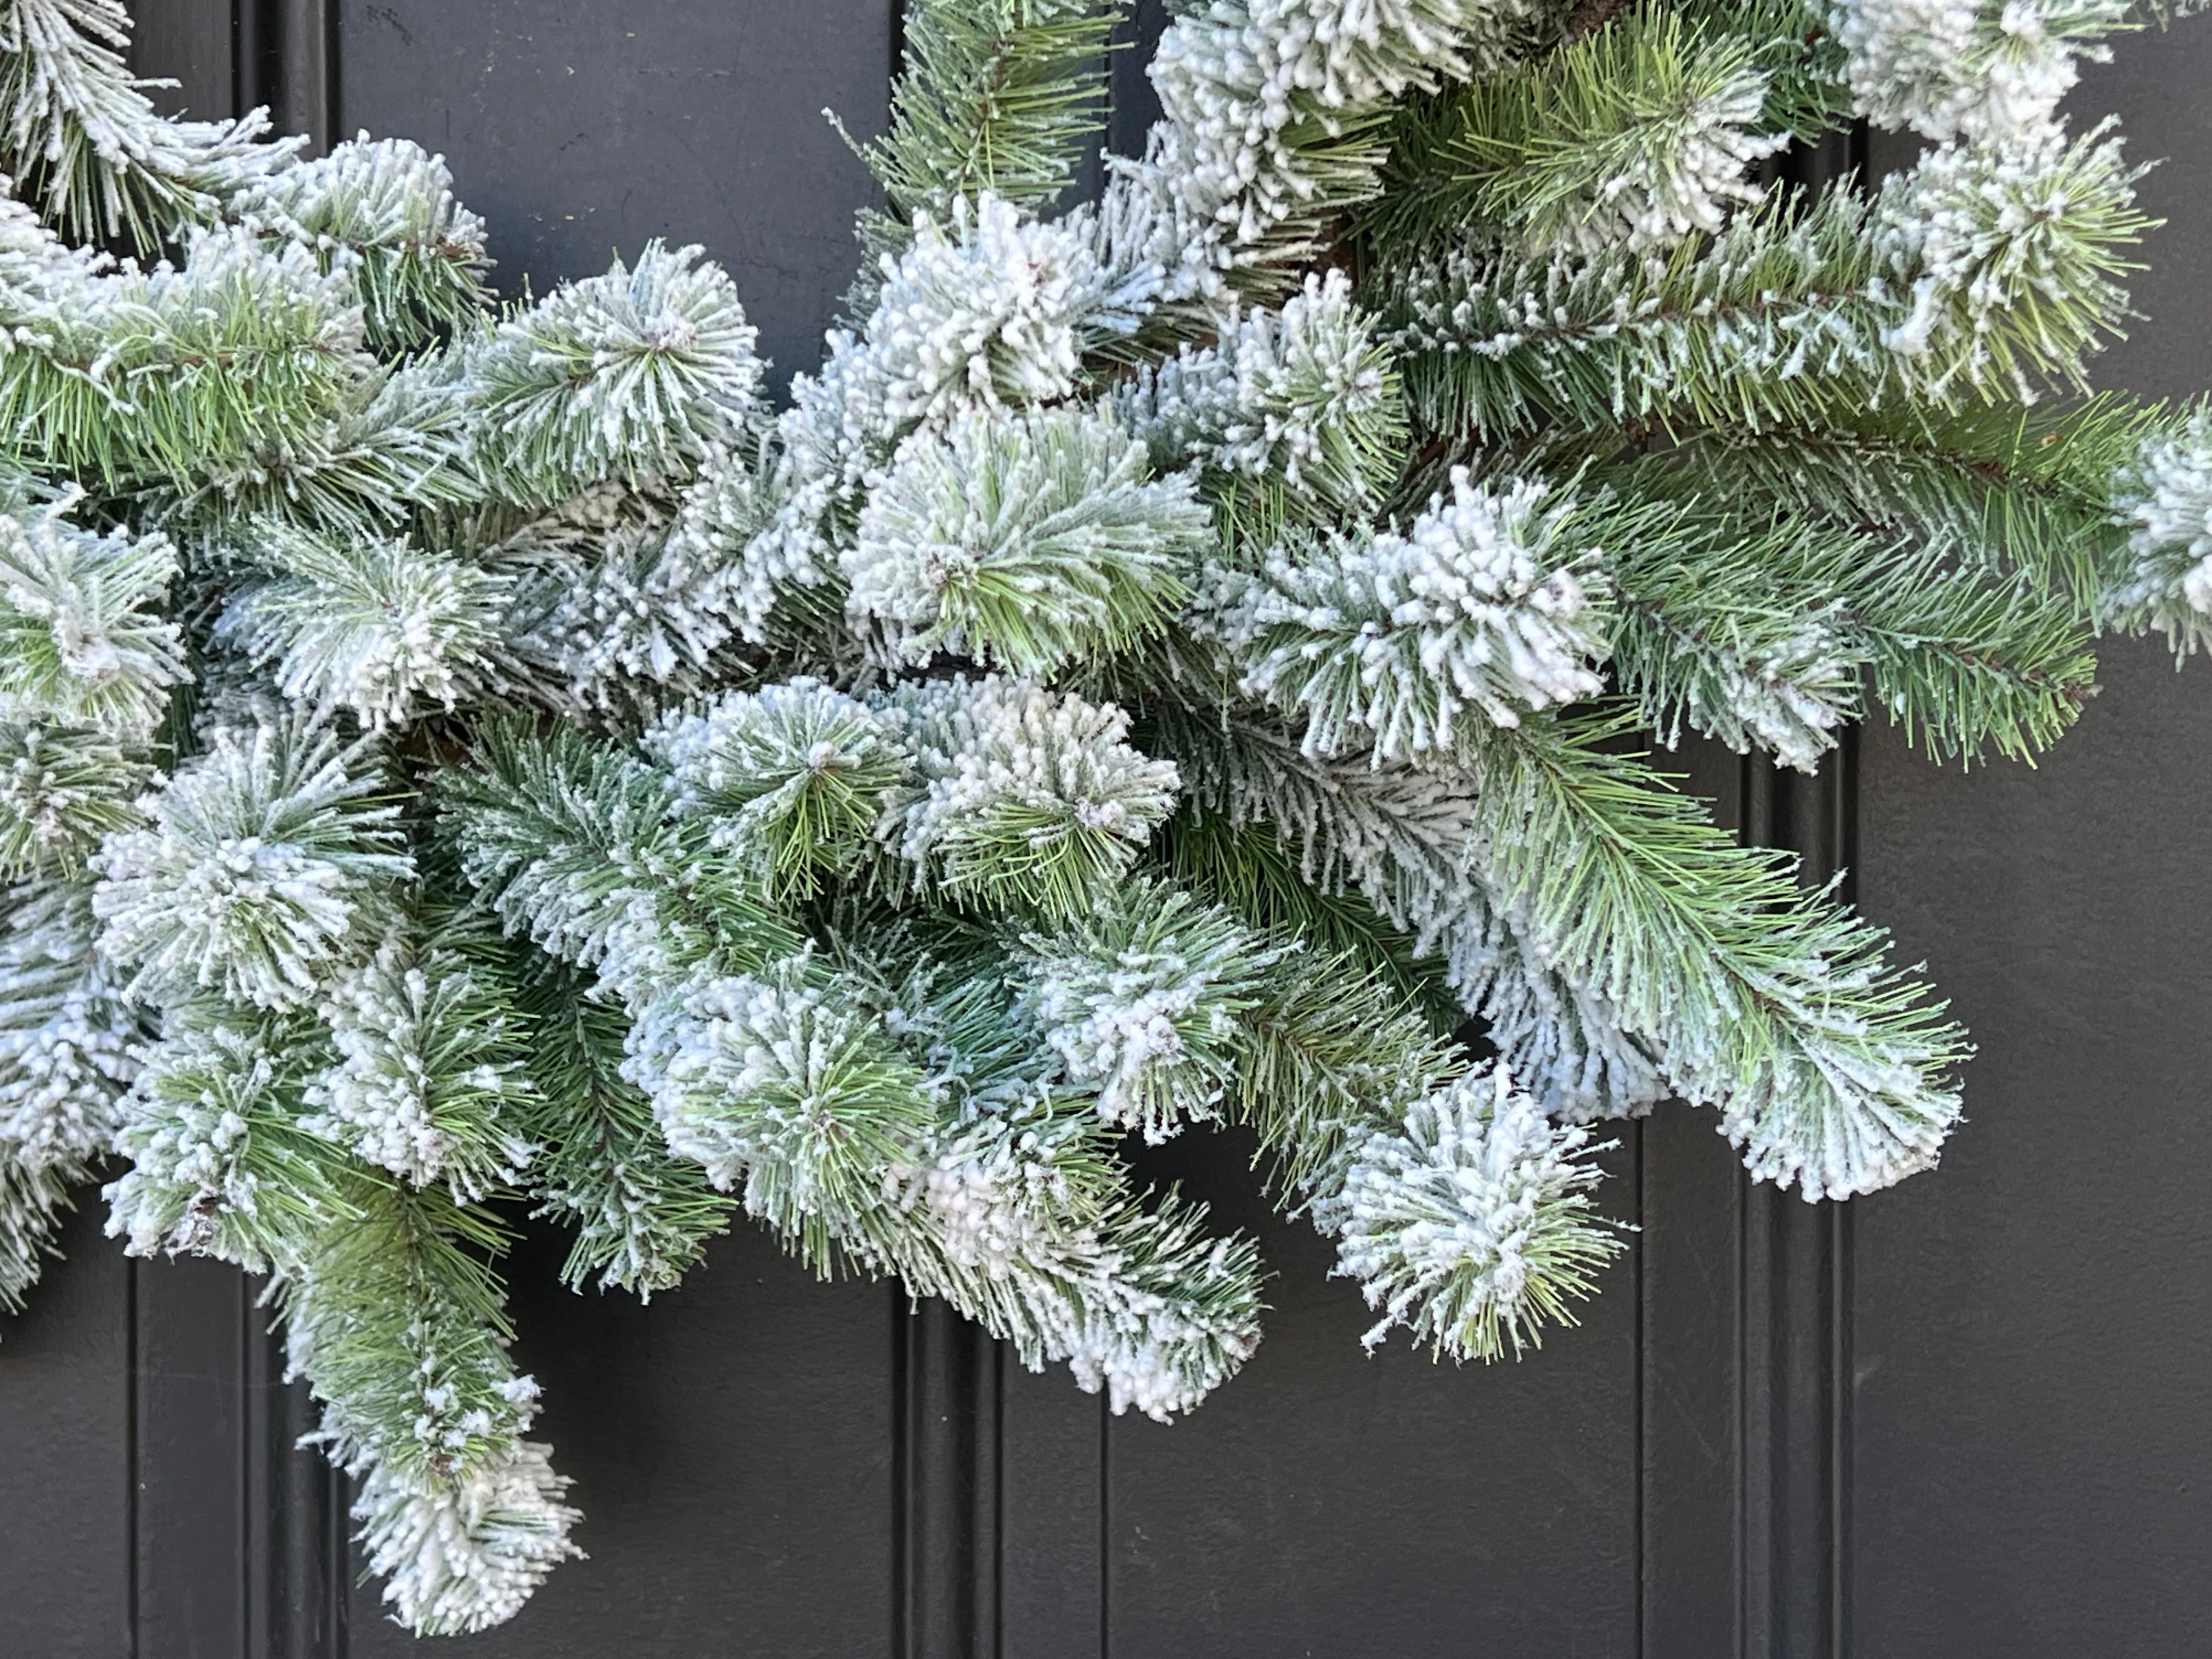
[0,0,2204,1634]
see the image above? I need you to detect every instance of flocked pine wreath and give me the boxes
[1,0,2209,1634]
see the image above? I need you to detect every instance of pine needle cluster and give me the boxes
[0,0,2207,1632]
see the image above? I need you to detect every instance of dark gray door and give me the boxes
[3,5,2209,1656]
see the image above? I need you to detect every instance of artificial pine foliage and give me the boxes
[0,0,2209,1632]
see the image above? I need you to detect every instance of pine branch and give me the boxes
[1196,467,1611,763]
[1383,125,2147,439]
[1827,0,2138,144]
[1013,877,1291,1143]
[510,955,735,1297]
[848,405,1203,675]
[1130,0,1520,298]
[874,676,1180,921]
[0,1144,81,1314]
[469,241,763,506]
[0,877,139,1164]
[854,0,1118,238]
[0,493,186,741]
[1229,949,1627,1362]
[1149,701,1672,1123]
[145,355,481,542]
[2101,402,2212,653]
[104,1009,356,1269]
[1593,483,2099,767]
[1116,269,1410,532]
[0,0,292,246]
[1466,708,1968,1198]
[232,134,494,354]
[1158,809,1456,1023]
[1673,0,1850,143]
[1314,1064,1625,1359]
[628,944,1268,1419]
[648,679,909,905]
[1367,4,1786,258]
[1,228,371,493]
[441,719,800,998]
[278,1177,580,1634]
[302,903,537,1201]
[1650,393,2161,609]
[93,719,410,1012]
[215,517,510,727]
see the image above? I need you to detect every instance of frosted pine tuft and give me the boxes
[2108,409,2212,653]
[471,240,763,500]
[0,495,186,739]
[1872,124,2144,399]
[648,679,904,899]
[627,968,932,1226]
[0,723,149,875]
[92,722,410,1011]
[304,927,535,1198]
[1141,0,1541,286]
[1827,0,2132,144]
[1210,469,1609,759]
[0,882,136,1164]
[230,132,490,351]
[1322,1064,1621,1362]
[1118,269,1405,512]
[849,405,1204,674]
[347,1441,583,1638]
[877,677,1181,915]
[1018,883,1288,1143]
[103,1016,334,1268]
[868,193,1155,428]
[217,522,510,727]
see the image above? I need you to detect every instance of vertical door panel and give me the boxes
[1856,627,2212,1654]
[0,1200,133,1659]
[1850,24,2212,1657]
[1098,1134,1643,1659]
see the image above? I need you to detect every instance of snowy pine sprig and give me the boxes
[104,1011,351,1268]
[93,720,410,1011]
[0,493,185,738]
[1204,469,1610,758]
[1827,0,2135,143]
[280,1181,581,1633]
[2103,405,2212,651]
[850,0,1119,240]
[1118,269,1408,518]
[1317,1063,1621,1361]
[648,678,907,901]
[0,878,136,1307]
[216,518,510,726]
[849,405,1205,673]
[0,0,287,245]
[1016,879,1291,1143]
[302,907,537,1199]
[877,676,1182,916]
[1372,4,1789,257]
[233,132,493,353]
[470,240,763,501]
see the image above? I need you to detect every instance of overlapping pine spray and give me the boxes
[1,0,2208,1635]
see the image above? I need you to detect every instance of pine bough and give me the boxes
[0,0,2207,1633]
